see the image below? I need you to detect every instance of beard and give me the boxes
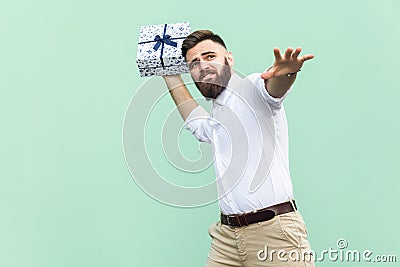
[194,58,232,100]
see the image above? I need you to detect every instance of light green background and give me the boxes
[1,0,399,266]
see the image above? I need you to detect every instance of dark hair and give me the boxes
[181,30,227,60]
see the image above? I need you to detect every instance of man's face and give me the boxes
[185,40,234,100]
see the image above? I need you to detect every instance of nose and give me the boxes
[199,60,210,71]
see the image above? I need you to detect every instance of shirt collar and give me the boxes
[213,72,242,106]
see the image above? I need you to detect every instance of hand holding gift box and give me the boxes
[136,22,191,77]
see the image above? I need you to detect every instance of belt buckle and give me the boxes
[226,215,241,227]
[227,215,236,227]
[225,213,251,227]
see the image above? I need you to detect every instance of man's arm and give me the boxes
[163,74,198,121]
[261,47,314,98]
[163,74,212,143]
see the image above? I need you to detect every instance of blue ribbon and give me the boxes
[138,24,185,69]
[153,34,177,51]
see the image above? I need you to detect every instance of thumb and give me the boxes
[260,71,274,80]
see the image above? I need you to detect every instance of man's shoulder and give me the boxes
[227,73,265,103]
[239,73,264,96]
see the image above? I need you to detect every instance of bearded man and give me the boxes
[163,30,315,267]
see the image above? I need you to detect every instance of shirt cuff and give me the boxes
[183,105,210,133]
[256,70,292,109]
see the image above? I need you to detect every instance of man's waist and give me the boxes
[220,200,297,227]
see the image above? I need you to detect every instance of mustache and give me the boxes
[199,69,217,81]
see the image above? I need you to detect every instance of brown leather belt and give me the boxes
[220,200,297,227]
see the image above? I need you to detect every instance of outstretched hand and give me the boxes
[261,47,314,80]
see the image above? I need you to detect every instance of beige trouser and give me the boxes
[205,211,315,267]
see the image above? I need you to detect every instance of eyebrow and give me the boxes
[189,51,217,64]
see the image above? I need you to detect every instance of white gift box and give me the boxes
[136,22,191,77]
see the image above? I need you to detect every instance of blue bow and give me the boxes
[153,34,177,51]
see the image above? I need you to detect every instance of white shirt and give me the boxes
[184,73,294,215]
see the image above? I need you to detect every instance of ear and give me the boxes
[225,51,234,67]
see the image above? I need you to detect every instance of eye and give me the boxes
[189,61,199,70]
[206,54,215,60]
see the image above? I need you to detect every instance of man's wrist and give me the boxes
[286,69,301,77]
[265,73,296,98]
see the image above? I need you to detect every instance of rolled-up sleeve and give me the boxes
[183,105,213,143]
[251,72,292,109]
